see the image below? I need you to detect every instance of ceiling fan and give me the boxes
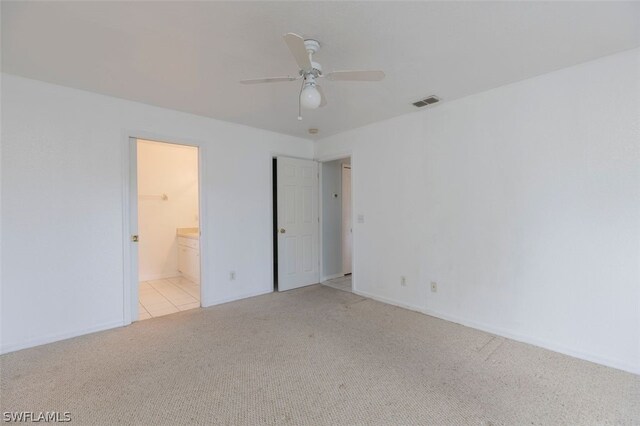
[240,33,385,120]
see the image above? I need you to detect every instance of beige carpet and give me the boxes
[1,285,639,425]
[322,275,353,293]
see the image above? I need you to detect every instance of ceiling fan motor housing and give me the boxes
[303,39,323,76]
[304,39,320,54]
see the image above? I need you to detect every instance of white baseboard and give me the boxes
[321,273,344,282]
[354,289,639,376]
[2,288,273,354]
[203,288,273,307]
[353,289,425,313]
[0,320,124,355]
[423,308,640,376]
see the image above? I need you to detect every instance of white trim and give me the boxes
[353,289,425,314]
[206,288,273,307]
[422,308,640,376]
[196,143,209,305]
[316,159,322,286]
[348,154,357,292]
[321,273,344,282]
[0,320,124,355]
[354,288,640,376]
[121,136,136,326]
[341,163,352,275]
[123,132,208,322]
[316,150,353,163]
[270,152,315,161]
[125,137,140,323]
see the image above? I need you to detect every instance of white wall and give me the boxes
[315,48,640,374]
[137,140,199,281]
[1,74,313,353]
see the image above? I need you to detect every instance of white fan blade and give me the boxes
[283,33,312,71]
[325,70,385,81]
[317,85,327,107]
[240,76,299,85]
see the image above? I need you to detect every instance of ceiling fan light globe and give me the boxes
[300,85,322,109]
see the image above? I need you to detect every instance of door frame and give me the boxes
[317,151,356,292]
[341,163,352,275]
[122,133,207,325]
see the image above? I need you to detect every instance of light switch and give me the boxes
[357,214,365,224]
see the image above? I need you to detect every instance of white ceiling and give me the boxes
[3,1,639,139]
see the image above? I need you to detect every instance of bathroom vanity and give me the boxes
[177,228,200,284]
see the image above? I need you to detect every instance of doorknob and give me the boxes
[279,228,286,234]
[131,235,139,242]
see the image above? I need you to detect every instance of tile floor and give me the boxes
[321,275,352,293]
[138,276,200,320]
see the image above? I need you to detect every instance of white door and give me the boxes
[128,137,140,322]
[342,164,352,275]
[277,157,320,291]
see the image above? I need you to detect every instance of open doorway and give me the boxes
[135,139,201,320]
[321,157,353,293]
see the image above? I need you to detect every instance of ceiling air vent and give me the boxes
[412,96,440,108]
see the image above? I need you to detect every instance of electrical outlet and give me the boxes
[430,281,437,292]
[230,271,236,281]
[401,276,407,287]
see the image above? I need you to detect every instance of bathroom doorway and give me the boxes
[133,139,201,320]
